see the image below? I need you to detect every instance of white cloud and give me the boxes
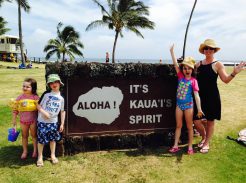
[25,28,52,57]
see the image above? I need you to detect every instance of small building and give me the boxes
[0,35,21,61]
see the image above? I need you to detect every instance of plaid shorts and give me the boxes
[37,122,61,144]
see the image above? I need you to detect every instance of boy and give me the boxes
[36,74,66,167]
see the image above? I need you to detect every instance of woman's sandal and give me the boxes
[200,146,209,154]
[169,147,180,153]
[36,159,44,167]
[51,157,59,164]
[198,140,205,148]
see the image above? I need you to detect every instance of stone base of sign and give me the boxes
[42,129,190,156]
[57,130,182,155]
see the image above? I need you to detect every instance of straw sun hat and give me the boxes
[181,57,196,69]
[199,39,220,54]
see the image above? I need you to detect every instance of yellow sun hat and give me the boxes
[181,56,196,69]
[199,39,221,54]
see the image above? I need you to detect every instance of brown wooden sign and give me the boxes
[65,77,177,136]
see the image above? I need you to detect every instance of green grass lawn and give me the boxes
[0,61,245,183]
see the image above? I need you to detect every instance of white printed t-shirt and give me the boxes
[38,91,64,123]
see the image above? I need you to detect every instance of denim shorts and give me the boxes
[37,122,61,144]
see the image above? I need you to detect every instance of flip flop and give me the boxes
[36,159,44,167]
[200,146,209,154]
[169,147,180,153]
[187,149,194,155]
[198,140,205,148]
[51,157,59,164]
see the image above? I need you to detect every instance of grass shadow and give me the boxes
[0,145,37,168]
[121,142,203,163]
[119,145,192,164]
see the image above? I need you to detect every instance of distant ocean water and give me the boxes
[29,57,241,65]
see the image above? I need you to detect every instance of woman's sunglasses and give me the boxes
[204,47,215,51]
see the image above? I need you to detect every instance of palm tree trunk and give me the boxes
[18,0,25,66]
[182,0,197,59]
[112,31,119,64]
[62,52,65,62]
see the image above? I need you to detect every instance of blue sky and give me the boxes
[1,0,246,61]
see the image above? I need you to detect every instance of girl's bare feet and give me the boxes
[21,152,28,159]
[32,151,37,158]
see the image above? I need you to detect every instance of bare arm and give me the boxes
[194,91,203,118]
[217,61,246,84]
[36,104,50,119]
[170,44,180,74]
[12,112,18,129]
[59,111,66,132]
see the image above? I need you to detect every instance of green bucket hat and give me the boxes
[46,74,64,86]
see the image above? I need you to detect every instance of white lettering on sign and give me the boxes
[73,86,123,124]
[129,114,162,124]
[130,84,149,93]
[128,84,173,125]
[130,99,172,109]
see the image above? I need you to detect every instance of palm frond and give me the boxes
[92,0,110,16]
[62,26,80,43]
[43,44,58,52]
[127,16,155,29]
[57,22,63,42]
[125,26,143,38]
[47,39,62,47]
[0,16,10,35]
[15,0,30,12]
[68,44,84,57]
[45,49,58,60]
[56,51,61,60]
[75,41,84,49]
[86,20,108,31]
[119,31,123,38]
[67,51,75,61]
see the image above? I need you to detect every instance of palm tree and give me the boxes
[1,0,30,65]
[16,0,30,66]
[0,17,10,35]
[44,22,84,62]
[86,0,155,63]
[0,0,12,35]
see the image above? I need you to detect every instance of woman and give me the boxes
[194,39,245,153]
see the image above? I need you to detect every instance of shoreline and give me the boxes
[0,59,239,67]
